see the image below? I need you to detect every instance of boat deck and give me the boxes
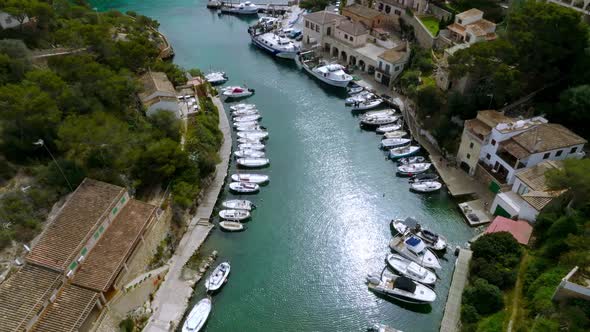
[458,199,493,226]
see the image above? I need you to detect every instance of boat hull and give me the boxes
[251,35,298,59]
[296,56,351,88]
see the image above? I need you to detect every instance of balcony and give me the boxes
[478,160,508,184]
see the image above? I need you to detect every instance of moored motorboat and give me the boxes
[205,71,227,85]
[397,163,432,176]
[362,109,396,117]
[231,173,269,184]
[219,220,245,232]
[383,130,408,139]
[219,209,250,221]
[398,156,425,164]
[231,109,259,116]
[222,199,255,210]
[233,114,261,122]
[233,120,259,128]
[351,98,383,111]
[361,115,399,128]
[380,138,411,149]
[366,270,436,304]
[238,142,265,151]
[345,91,375,105]
[368,323,403,332]
[229,181,260,193]
[205,262,231,292]
[236,131,269,140]
[390,218,410,235]
[236,157,270,167]
[234,149,266,158]
[347,82,364,95]
[376,123,403,133]
[409,173,439,183]
[389,145,420,159]
[235,124,265,132]
[414,223,447,250]
[220,1,259,15]
[237,137,263,144]
[389,235,441,269]
[222,86,255,99]
[296,51,353,88]
[249,31,300,59]
[207,0,222,9]
[410,180,442,193]
[230,103,256,111]
[182,298,212,332]
[386,254,437,285]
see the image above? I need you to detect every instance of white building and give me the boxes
[447,9,497,45]
[0,11,30,30]
[302,11,345,46]
[138,71,181,118]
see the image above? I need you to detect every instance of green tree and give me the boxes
[134,138,190,188]
[546,159,590,211]
[148,110,181,142]
[471,232,522,267]
[0,39,31,83]
[545,85,590,138]
[415,85,443,116]
[463,278,504,315]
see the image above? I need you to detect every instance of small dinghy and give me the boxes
[351,98,383,111]
[236,131,269,140]
[234,149,265,158]
[361,115,399,127]
[398,156,425,164]
[222,199,255,210]
[219,220,245,232]
[376,123,403,133]
[229,181,260,193]
[230,103,256,111]
[182,298,212,332]
[389,235,442,269]
[381,138,411,149]
[383,130,408,139]
[236,157,270,168]
[414,223,447,250]
[222,86,254,99]
[237,137,263,144]
[231,173,269,184]
[347,82,364,95]
[366,270,436,304]
[409,173,439,183]
[231,109,259,116]
[386,254,437,285]
[391,218,410,235]
[345,91,374,105]
[233,114,261,122]
[411,180,442,193]
[205,72,227,85]
[397,163,432,176]
[238,143,265,151]
[389,145,420,159]
[219,209,250,221]
[205,262,231,292]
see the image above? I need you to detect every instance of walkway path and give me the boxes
[144,96,231,332]
[440,248,473,332]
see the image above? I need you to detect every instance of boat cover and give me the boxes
[394,276,416,293]
[405,236,426,253]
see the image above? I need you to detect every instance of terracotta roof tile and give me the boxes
[139,71,176,102]
[501,139,531,159]
[456,8,483,20]
[485,216,532,245]
[304,11,344,25]
[337,20,368,36]
[343,4,383,19]
[379,48,404,63]
[516,160,563,191]
[512,123,586,153]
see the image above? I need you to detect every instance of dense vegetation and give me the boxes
[0,1,222,249]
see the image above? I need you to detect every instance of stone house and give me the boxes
[139,71,181,118]
[341,4,389,29]
[446,8,497,44]
[302,10,345,46]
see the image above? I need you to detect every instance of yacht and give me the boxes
[221,1,259,15]
[222,86,255,99]
[231,173,269,184]
[222,199,255,210]
[386,254,437,285]
[296,50,352,87]
[205,71,227,85]
[250,31,300,59]
[182,298,211,332]
[366,270,436,304]
[389,235,441,269]
[205,262,230,292]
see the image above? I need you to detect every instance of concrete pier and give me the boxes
[440,248,473,332]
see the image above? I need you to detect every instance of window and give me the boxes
[315,25,319,32]
[491,139,496,146]
[517,183,529,195]
[570,147,578,154]
[385,64,391,72]
[327,27,331,36]
[395,66,400,71]
[394,9,401,15]
[458,19,463,24]
[350,36,354,42]
[379,61,382,70]
[344,33,348,39]
[555,150,563,157]
[466,153,471,160]
[469,142,474,149]
[486,153,491,160]
[378,3,384,11]
[543,152,550,159]
[305,21,309,28]
[310,22,314,30]
[385,5,391,14]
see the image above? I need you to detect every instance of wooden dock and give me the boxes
[440,248,473,332]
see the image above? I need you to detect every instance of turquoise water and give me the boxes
[93,1,476,330]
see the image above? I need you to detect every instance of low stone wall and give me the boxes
[428,4,453,20]
[405,15,435,49]
[474,164,511,193]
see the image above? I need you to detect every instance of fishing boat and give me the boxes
[219,209,250,221]
[350,98,383,111]
[222,199,255,210]
[413,223,447,250]
[366,270,436,304]
[220,1,259,15]
[409,173,439,183]
[397,163,432,176]
[383,130,408,139]
[238,142,265,151]
[222,86,255,99]
[250,31,300,59]
[230,103,256,111]
[380,138,411,149]
[398,156,425,164]
[234,149,266,158]
[376,123,403,133]
[389,235,441,269]
[233,114,261,122]
[386,254,437,285]
[347,82,364,95]
[411,180,442,193]
[219,220,245,232]
[362,109,396,118]
[236,157,270,168]
[389,145,420,159]
[205,262,231,292]
[182,298,211,332]
[361,115,399,128]
[231,109,259,116]
[296,50,353,88]
[345,91,375,105]
[204,71,227,85]
[229,181,260,193]
[236,131,269,140]
[231,173,269,184]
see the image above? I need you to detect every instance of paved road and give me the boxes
[144,96,231,332]
[440,249,473,332]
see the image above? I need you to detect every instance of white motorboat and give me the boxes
[235,124,265,132]
[236,157,270,168]
[414,223,447,250]
[389,145,420,159]
[398,156,425,164]
[237,137,263,144]
[409,173,439,183]
[389,235,441,269]
[205,262,230,292]
[347,82,364,95]
[221,1,259,14]
[230,103,256,111]
[369,323,403,332]
[233,114,261,122]
[391,218,410,235]
[233,120,259,128]
[238,143,265,151]
[386,254,437,285]
[384,130,408,139]
[231,109,259,116]
[222,86,254,99]
[219,209,250,221]
[361,116,399,128]
[250,31,300,59]
[366,270,436,304]
[222,199,255,210]
[258,16,280,29]
[228,181,260,193]
[207,0,222,9]
[380,138,410,149]
[411,180,442,193]
[205,71,227,85]
[376,123,403,133]
[182,298,211,332]
[296,51,352,87]
[231,173,269,184]
[236,131,269,140]
[350,98,383,111]
[345,91,375,105]
[397,163,432,176]
[219,220,245,232]
[234,149,266,158]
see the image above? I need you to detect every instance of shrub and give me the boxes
[476,311,506,332]
[471,232,522,268]
[461,304,480,323]
[463,278,504,315]
[531,317,559,332]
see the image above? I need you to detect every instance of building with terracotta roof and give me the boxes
[341,4,388,29]
[0,178,161,331]
[484,216,533,245]
[302,10,346,45]
[447,8,497,44]
[139,71,180,118]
